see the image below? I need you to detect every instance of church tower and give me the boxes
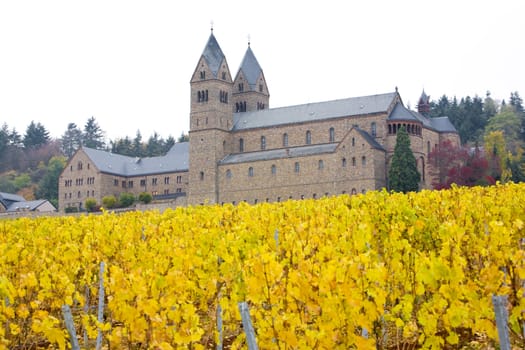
[232,42,270,112]
[188,30,233,205]
[417,90,430,116]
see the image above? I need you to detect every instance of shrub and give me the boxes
[119,192,135,208]
[85,198,97,212]
[64,206,79,213]
[138,192,153,204]
[102,195,117,209]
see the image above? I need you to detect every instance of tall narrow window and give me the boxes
[342,158,347,167]
[371,122,377,137]
[226,169,232,179]
[271,164,276,175]
[352,137,355,146]
[239,138,244,152]
[283,133,288,147]
[199,171,204,181]
[329,127,335,142]
[200,71,205,79]
[306,130,312,145]
[261,136,266,150]
[318,160,324,170]
[352,157,356,166]
[248,167,254,177]
[294,162,300,173]
[362,156,366,166]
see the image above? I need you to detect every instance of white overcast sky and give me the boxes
[1,0,524,142]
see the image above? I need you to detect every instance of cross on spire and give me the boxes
[210,20,214,32]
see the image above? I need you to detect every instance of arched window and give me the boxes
[197,91,201,102]
[318,160,324,170]
[294,162,300,173]
[271,164,276,175]
[371,122,377,137]
[239,138,244,152]
[329,127,335,142]
[352,157,356,166]
[306,130,311,145]
[342,158,347,167]
[199,171,204,181]
[283,133,288,147]
[226,169,232,179]
[388,124,392,134]
[248,167,254,177]
[351,188,357,195]
[261,136,266,150]
[352,137,355,146]
[362,156,366,166]
[427,141,431,154]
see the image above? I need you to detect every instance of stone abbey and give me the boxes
[59,31,459,211]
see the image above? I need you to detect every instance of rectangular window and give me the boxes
[152,178,158,186]
[164,189,169,195]
[128,181,133,188]
[164,177,170,184]
[294,162,300,173]
[122,181,126,188]
[176,188,182,193]
[140,179,146,187]
[176,176,182,183]
[114,179,118,186]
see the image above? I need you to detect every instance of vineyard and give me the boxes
[1,183,524,349]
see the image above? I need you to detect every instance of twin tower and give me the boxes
[188,30,269,204]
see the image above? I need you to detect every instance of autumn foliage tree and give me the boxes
[428,140,495,189]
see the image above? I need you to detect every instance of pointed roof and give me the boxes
[419,89,430,104]
[201,32,226,78]
[237,45,263,91]
[388,102,458,133]
[388,102,421,122]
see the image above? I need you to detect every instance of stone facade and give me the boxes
[58,31,459,211]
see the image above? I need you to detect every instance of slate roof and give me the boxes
[82,142,189,176]
[237,46,263,91]
[220,143,338,165]
[201,33,226,79]
[232,92,398,130]
[355,129,386,151]
[6,200,51,212]
[0,192,26,204]
[387,102,457,133]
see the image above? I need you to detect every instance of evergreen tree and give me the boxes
[177,132,189,143]
[82,116,105,149]
[110,137,133,156]
[60,123,83,157]
[388,127,420,192]
[145,132,164,156]
[132,130,145,157]
[509,91,525,142]
[483,91,498,119]
[35,156,66,208]
[23,121,50,149]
